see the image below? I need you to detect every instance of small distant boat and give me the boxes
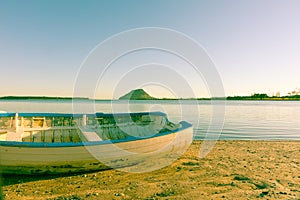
[0,112,193,174]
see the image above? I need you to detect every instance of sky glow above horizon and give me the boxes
[1,0,299,98]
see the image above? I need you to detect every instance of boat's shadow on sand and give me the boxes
[1,169,110,186]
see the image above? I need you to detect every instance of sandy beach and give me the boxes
[1,141,299,199]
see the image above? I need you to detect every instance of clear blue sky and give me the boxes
[1,0,299,98]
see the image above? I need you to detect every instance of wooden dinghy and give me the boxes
[0,112,193,174]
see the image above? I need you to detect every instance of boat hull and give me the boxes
[0,122,193,174]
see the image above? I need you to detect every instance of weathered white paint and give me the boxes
[82,131,103,141]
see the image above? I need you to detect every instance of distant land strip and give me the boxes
[0,96,89,100]
[226,93,300,101]
[1,94,300,101]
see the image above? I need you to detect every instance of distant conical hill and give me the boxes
[119,89,157,100]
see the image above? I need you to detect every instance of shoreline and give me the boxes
[2,140,299,199]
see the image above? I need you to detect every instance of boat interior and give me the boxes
[0,112,181,143]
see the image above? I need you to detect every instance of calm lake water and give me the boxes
[1,100,300,140]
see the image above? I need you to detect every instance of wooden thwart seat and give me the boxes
[82,131,103,141]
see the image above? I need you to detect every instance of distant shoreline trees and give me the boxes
[1,92,300,101]
[226,93,300,100]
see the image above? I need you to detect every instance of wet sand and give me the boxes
[1,141,299,199]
